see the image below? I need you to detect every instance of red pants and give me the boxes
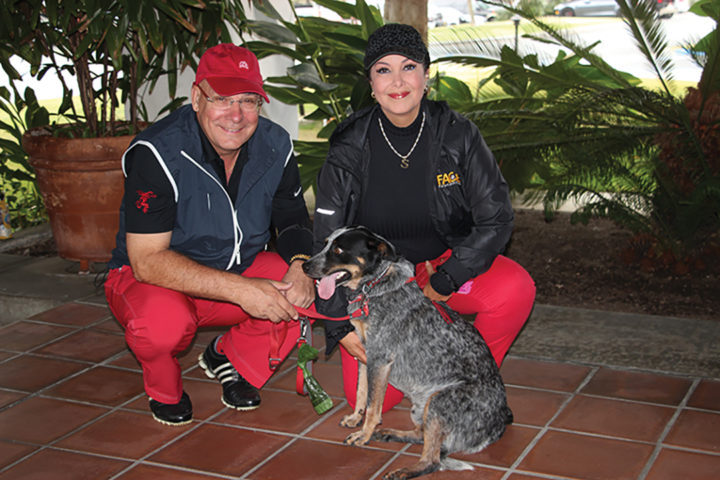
[340,253,536,413]
[104,251,301,405]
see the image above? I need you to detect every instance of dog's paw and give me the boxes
[344,430,370,446]
[340,412,363,428]
[383,468,412,480]
[370,429,393,442]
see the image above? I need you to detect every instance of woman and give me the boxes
[313,23,536,412]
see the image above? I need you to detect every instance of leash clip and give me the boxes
[297,316,311,345]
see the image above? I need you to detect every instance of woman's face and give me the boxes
[368,54,428,128]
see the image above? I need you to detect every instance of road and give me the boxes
[564,12,715,82]
[430,11,715,83]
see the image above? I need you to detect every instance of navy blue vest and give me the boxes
[109,105,293,273]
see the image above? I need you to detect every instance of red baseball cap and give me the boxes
[194,43,270,103]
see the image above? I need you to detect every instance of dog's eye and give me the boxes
[333,246,344,255]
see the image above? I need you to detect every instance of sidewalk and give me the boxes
[1,250,719,479]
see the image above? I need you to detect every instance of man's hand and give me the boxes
[281,260,315,309]
[340,332,367,364]
[235,277,299,323]
[126,232,299,323]
[422,261,452,302]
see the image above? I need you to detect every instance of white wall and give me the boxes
[139,0,299,138]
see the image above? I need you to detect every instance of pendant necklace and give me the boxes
[378,111,426,169]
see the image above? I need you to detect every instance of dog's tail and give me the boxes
[504,405,514,425]
[439,457,474,472]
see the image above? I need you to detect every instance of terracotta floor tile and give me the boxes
[35,329,126,363]
[0,397,107,443]
[664,409,720,453]
[30,302,110,326]
[506,474,550,479]
[0,322,74,352]
[0,389,25,409]
[267,360,345,398]
[108,350,141,370]
[551,394,675,442]
[500,358,591,392]
[380,453,506,479]
[44,366,144,406]
[56,410,189,459]
[688,379,720,411]
[212,389,328,433]
[0,448,129,480]
[181,378,227,420]
[192,327,226,348]
[518,430,654,480]
[456,425,541,468]
[581,367,692,405]
[645,447,720,480]
[0,354,86,392]
[251,438,395,480]
[90,318,125,334]
[149,423,290,477]
[505,386,569,426]
[0,440,37,469]
[116,464,219,479]
[403,423,539,469]
[177,344,205,371]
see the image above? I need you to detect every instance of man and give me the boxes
[104,44,315,426]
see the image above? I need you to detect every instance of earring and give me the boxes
[371,91,376,99]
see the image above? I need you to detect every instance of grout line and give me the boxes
[636,377,700,480]
[500,365,600,480]
[237,400,349,479]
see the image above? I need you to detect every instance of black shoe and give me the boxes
[148,391,192,426]
[198,337,261,410]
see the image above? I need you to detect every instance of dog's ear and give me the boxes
[376,240,398,261]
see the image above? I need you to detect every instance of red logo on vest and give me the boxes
[135,190,157,213]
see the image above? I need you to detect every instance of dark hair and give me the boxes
[364,24,430,75]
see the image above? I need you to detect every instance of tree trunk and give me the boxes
[384,0,428,43]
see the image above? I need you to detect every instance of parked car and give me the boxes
[553,0,676,17]
[553,0,620,17]
[475,2,503,21]
[428,6,470,27]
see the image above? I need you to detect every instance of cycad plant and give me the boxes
[436,0,719,272]
[244,0,382,189]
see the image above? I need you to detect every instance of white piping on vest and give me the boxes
[123,140,179,202]
[181,150,242,270]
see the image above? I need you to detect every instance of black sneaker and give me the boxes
[198,337,261,410]
[148,391,192,426]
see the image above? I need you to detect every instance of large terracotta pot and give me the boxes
[22,128,132,272]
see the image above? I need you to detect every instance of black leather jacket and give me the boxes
[313,99,514,352]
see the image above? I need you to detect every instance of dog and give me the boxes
[303,226,513,480]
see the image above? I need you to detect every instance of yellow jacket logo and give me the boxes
[436,171,461,188]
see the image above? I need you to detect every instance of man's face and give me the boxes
[191,80,260,162]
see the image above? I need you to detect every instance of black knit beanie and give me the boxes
[364,23,430,72]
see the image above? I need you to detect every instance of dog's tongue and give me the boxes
[317,272,344,300]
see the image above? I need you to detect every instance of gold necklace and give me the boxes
[378,111,426,169]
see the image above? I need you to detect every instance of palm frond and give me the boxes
[615,0,675,95]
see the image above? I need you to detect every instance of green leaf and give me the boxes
[288,63,338,92]
[246,20,300,44]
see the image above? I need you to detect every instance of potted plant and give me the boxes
[0,0,247,271]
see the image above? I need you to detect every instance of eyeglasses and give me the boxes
[196,84,262,111]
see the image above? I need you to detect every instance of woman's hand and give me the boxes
[422,261,451,302]
[340,332,367,364]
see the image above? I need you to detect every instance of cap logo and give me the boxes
[238,60,249,70]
